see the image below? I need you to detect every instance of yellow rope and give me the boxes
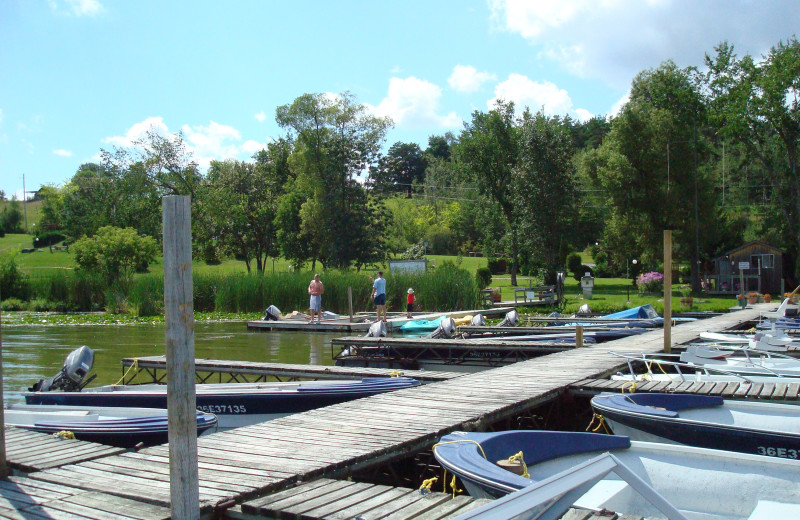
[432,439,488,460]
[507,451,530,478]
[419,477,438,494]
[621,381,637,393]
[389,370,404,378]
[449,475,463,498]
[115,358,139,385]
[53,430,75,440]
[586,413,611,434]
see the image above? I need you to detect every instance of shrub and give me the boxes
[488,258,507,275]
[72,226,158,283]
[578,265,593,279]
[1,298,24,311]
[637,271,664,294]
[566,252,582,279]
[0,253,30,300]
[33,231,66,248]
[475,267,492,289]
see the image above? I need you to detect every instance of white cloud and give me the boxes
[573,108,593,122]
[490,0,800,89]
[448,65,497,93]
[254,111,267,123]
[609,91,630,117]
[52,149,73,157]
[489,74,573,115]
[49,0,104,16]
[103,118,267,170]
[372,77,461,129]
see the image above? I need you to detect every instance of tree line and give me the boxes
[30,38,800,290]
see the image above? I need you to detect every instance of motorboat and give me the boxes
[5,403,217,448]
[591,392,800,457]
[700,331,797,351]
[679,344,800,378]
[25,346,421,429]
[433,430,800,519]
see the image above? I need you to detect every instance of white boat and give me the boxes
[700,331,797,351]
[679,344,800,378]
[434,430,800,519]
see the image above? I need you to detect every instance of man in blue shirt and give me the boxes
[371,271,387,323]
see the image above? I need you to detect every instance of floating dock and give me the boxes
[246,307,515,332]
[0,304,772,517]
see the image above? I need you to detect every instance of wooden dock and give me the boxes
[119,356,463,385]
[246,308,515,332]
[570,377,800,401]
[330,336,574,371]
[0,305,769,517]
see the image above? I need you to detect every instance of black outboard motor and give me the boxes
[496,309,519,327]
[470,313,486,326]
[263,305,282,321]
[366,321,387,337]
[427,317,456,339]
[30,345,95,392]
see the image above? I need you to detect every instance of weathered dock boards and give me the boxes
[5,427,125,473]
[119,356,462,385]
[231,478,492,520]
[18,306,767,515]
[247,308,514,332]
[570,377,800,401]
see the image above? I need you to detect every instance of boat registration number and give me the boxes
[197,404,247,414]
[757,446,798,459]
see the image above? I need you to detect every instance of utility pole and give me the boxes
[22,174,28,233]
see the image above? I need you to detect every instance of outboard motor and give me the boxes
[263,305,282,321]
[30,345,95,392]
[427,317,456,339]
[470,313,486,326]
[496,309,519,327]
[365,321,387,338]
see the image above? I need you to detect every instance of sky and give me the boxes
[1,0,797,199]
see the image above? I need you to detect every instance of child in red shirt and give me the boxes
[406,288,415,318]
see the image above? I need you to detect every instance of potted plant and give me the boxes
[679,285,693,307]
[492,287,502,302]
[764,293,772,303]
[747,292,760,305]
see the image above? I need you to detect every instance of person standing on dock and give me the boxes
[308,274,324,323]
[371,271,387,323]
[406,288,415,318]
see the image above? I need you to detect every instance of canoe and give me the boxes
[433,430,800,519]
[591,392,800,457]
[25,377,421,429]
[6,404,217,448]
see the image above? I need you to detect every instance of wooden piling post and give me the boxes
[162,196,199,519]
[575,325,583,348]
[664,230,672,354]
[348,287,354,322]
[0,290,8,478]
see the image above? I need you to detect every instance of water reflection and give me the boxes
[2,322,339,404]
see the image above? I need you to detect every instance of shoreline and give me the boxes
[0,311,261,327]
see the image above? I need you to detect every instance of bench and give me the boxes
[514,285,556,305]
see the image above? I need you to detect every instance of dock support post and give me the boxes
[0,291,8,478]
[575,325,583,347]
[664,230,672,354]
[348,287,354,322]
[163,195,199,519]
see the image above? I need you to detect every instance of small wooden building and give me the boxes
[707,241,784,296]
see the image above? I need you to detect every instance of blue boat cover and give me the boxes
[593,392,723,419]
[603,305,659,320]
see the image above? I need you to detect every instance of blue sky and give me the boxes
[1,0,797,199]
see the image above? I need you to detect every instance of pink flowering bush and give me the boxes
[637,271,664,294]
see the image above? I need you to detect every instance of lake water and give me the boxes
[1,322,339,404]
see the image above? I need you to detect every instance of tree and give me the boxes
[456,100,522,285]
[514,110,577,279]
[705,39,800,276]
[368,142,427,196]
[71,226,158,283]
[276,92,392,268]
[0,198,24,234]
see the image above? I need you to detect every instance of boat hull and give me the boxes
[24,378,420,429]
[591,393,800,459]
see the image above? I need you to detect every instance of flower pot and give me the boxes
[747,295,759,305]
[680,296,693,307]
[764,294,772,303]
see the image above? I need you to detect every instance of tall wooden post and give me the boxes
[575,325,584,348]
[162,196,199,519]
[0,289,8,478]
[348,287,354,322]
[663,230,672,354]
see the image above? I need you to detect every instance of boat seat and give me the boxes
[573,480,629,511]
[748,500,800,519]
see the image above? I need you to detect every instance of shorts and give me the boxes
[374,293,386,306]
[310,294,321,311]
[407,303,414,312]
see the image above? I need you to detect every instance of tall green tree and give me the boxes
[368,141,427,196]
[456,100,522,285]
[276,92,392,268]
